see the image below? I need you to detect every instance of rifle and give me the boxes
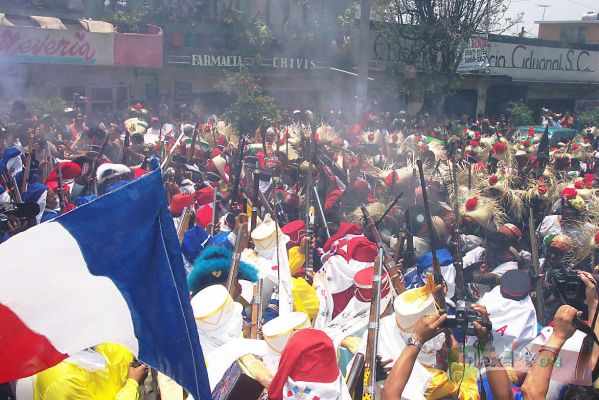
[304,111,317,278]
[346,353,365,396]
[450,160,465,296]
[374,191,403,228]
[394,207,416,268]
[176,207,193,243]
[251,162,260,233]
[249,279,263,339]
[45,141,54,181]
[88,135,110,196]
[226,222,249,295]
[528,207,545,325]
[210,184,218,236]
[313,187,330,239]
[1,169,22,203]
[361,205,405,295]
[188,123,199,162]
[21,125,36,193]
[160,130,186,172]
[416,159,447,311]
[56,161,65,213]
[305,204,315,278]
[230,134,247,206]
[361,251,384,400]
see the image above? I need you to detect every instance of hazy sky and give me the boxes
[505,0,598,37]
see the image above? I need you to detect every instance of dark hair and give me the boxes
[563,386,599,400]
[11,100,27,112]
[486,232,511,253]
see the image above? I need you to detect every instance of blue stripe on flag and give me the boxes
[57,168,211,400]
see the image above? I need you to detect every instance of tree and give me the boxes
[218,66,280,136]
[372,0,522,117]
[578,108,599,129]
[507,101,534,126]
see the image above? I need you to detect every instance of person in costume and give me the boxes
[26,343,147,400]
[268,329,352,400]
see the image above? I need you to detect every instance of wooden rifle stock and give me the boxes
[361,205,405,294]
[177,207,193,243]
[1,170,22,203]
[226,223,249,295]
[528,208,545,324]
[416,160,447,311]
[393,232,406,266]
[346,353,365,396]
[361,250,384,400]
[250,279,263,339]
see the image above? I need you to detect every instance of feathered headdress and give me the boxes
[187,245,258,295]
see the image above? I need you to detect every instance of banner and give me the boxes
[458,34,489,72]
[486,40,599,83]
[0,26,115,65]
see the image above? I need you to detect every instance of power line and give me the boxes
[567,0,599,12]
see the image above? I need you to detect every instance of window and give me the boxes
[560,27,587,43]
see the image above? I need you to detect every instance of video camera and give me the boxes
[0,203,40,234]
[548,269,596,304]
[443,302,485,336]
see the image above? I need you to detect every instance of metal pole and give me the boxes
[356,0,371,119]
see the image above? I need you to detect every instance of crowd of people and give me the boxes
[1,99,599,400]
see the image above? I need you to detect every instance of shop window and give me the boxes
[61,86,86,103]
[560,27,587,43]
[116,86,128,110]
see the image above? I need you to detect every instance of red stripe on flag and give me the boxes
[0,303,67,383]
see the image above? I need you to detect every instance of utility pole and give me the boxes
[538,4,550,21]
[356,0,371,119]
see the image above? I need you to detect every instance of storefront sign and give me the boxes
[457,34,489,72]
[458,40,599,83]
[168,53,325,71]
[0,26,115,65]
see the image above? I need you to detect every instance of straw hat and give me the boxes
[124,117,148,135]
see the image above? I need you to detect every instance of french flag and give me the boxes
[0,165,211,399]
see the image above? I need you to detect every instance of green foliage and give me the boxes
[0,97,67,121]
[507,101,534,126]
[578,108,599,128]
[219,67,279,135]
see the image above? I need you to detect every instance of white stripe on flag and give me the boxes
[0,222,139,355]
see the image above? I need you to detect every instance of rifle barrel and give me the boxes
[226,223,249,295]
[528,208,545,324]
[416,160,447,311]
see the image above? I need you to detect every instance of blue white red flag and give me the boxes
[0,166,211,399]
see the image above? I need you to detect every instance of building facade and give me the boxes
[0,13,163,117]
[537,13,599,45]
